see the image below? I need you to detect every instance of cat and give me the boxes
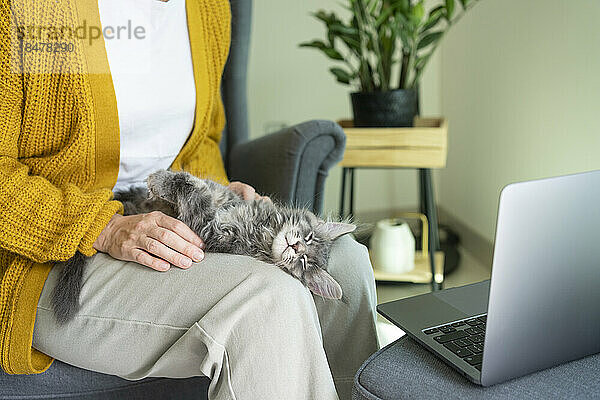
[51,170,356,324]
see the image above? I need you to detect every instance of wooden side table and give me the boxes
[338,117,448,290]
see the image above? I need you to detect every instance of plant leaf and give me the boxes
[420,7,444,33]
[375,5,396,27]
[429,5,446,15]
[299,40,345,61]
[396,26,411,47]
[445,0,455,20]
[410,1,425,24]
[395,0,410,14]
[330,67,353,85]
[311,10,336,25]
[328,23,361,51]
[298,40,328,50]
[330,23,358,36]
[414,52,432,71]
[323,47,345,61]
[366,0,378,15]
[336,35,361,52]
[417,31,443,50]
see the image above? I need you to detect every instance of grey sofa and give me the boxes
[353,336,600,399]
[0,0,346,398]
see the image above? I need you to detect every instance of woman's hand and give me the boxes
[228,181,270,202]
[93,212,205,272]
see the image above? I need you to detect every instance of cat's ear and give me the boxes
[318,222,356,240]
[306,270,343,300]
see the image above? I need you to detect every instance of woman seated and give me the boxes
[0,1,378,398]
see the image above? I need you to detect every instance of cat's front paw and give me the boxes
[146,170,180,203]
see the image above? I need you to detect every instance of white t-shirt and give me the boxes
[98,0,196,192]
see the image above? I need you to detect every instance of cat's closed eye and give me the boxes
[304,232,314,244]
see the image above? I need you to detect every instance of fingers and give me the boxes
[150,227,204,265]
[229,181,255,200]
[143,237,194,269]
[239,184,256,200]
[230,181,270,202]
[103,211,206,272]
[155,212,204,249]
[130,248,171,272]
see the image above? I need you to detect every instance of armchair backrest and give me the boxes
[220,0,252,173]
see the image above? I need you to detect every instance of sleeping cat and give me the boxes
[51,170,356,324]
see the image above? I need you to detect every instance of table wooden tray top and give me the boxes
[338,117,448,169]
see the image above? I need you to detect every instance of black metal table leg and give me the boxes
[420,168,442,291]
[340,168,348,219]
[419,168,428,218]
[349,168,355,219]
[339,168,356,220]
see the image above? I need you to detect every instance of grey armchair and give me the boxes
[0,0,345,398]
[221,1,345,215]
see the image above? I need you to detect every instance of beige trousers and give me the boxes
[33,236,379,400]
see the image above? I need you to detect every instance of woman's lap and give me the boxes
[32,235,378,399]
[33,250,317,373]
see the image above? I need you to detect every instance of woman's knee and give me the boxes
[249,266,316,308]
[328,235,375,291]
[331,235,370,266]
[235,266,322,334]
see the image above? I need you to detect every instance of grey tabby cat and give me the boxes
[52,170,355,324]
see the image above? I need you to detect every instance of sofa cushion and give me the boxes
[353,336,600,400]
[0,359,209,400]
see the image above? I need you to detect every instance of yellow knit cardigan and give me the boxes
[0,0,230,374]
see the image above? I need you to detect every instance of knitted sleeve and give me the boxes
[0,5,122,263]
[0,159,123,262]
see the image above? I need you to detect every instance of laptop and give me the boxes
[378,170,600,386]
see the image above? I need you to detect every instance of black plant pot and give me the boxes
[350,89,418,128]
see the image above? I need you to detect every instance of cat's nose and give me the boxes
[290,242,306,253]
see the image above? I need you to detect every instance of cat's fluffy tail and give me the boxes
[51,251,87,324]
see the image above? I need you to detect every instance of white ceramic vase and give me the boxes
[370,219,415,274]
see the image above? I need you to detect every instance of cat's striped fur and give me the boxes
[51,170,355,324]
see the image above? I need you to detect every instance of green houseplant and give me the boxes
[300,0,479,127]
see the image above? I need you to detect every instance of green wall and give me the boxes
[439,0,600,242]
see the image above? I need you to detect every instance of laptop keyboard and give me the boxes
[422,314,487,371]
